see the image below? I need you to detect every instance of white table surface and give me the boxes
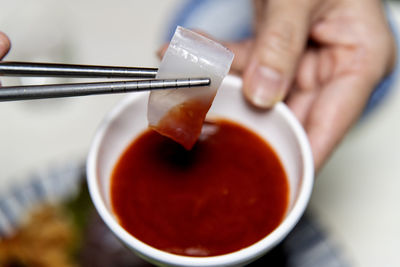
[0,1,399,267]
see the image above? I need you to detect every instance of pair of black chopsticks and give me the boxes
[0,62,210,101]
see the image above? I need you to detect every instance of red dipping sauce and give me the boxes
[111,119,289,257]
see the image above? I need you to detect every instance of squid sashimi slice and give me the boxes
[147,26,234,150]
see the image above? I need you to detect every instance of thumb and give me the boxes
[0,32,10,60]
[243,0,313,108]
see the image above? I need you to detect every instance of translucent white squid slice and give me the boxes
[147,26,234,149]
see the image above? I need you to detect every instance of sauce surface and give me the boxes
[111,119,289,257]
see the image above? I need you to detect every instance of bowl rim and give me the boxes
[86,75,314,266]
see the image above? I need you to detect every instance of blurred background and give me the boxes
[0,0,399,267]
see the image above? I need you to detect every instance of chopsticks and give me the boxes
[0,62,211,101]
[0,61,158,78]
[0,78,210,101]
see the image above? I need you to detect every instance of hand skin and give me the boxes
[0,31,10,87]
[0,32,10,60]
[224,0,396,172]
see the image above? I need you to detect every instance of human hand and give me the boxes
[0,32,10,60]
[225,0,396,171]
[0,31,10,87]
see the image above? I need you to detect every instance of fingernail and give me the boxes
[245,65,286,108]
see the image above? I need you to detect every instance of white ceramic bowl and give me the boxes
[87,75,314,267]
